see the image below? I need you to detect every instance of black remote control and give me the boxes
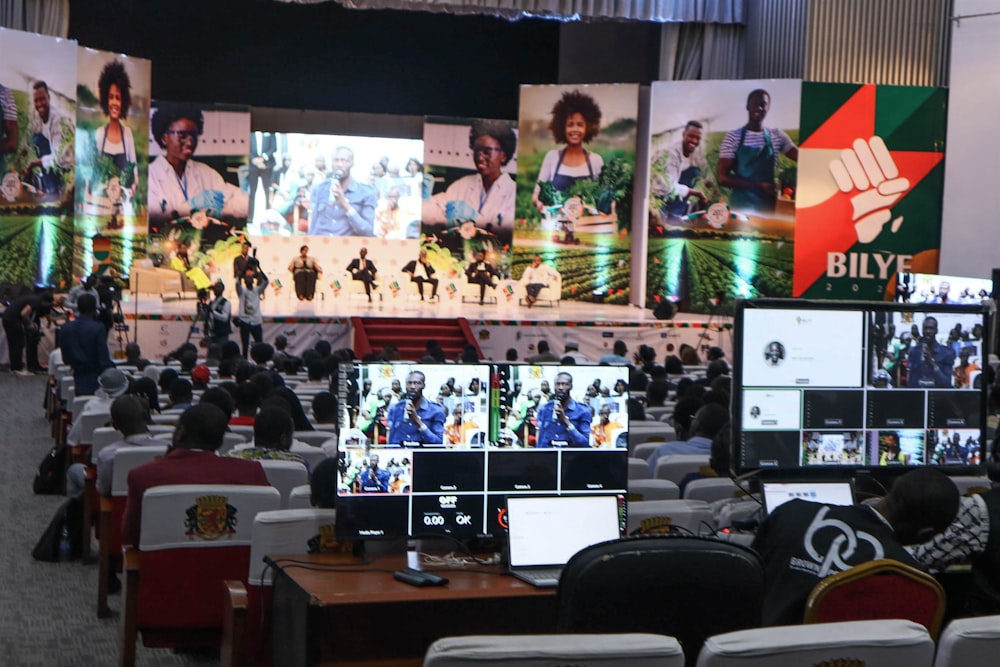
[393,568,449,587]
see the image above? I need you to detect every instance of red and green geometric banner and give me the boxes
[794,82,947,299]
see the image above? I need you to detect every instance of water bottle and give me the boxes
[57,524,71,562]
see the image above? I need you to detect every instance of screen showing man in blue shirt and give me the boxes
[907,316,955,388]
[387,370,446,446]
[309,146,377,236]
[535,372,592,448]
[358,453,390,492]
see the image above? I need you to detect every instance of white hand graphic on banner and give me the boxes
[828,137,910,243]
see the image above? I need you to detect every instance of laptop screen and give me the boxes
[761,481,855,515]
[506,495,622,568]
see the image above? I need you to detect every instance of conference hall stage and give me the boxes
[115,289,733,364]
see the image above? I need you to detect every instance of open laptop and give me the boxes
[506,495,622,588]
[760,481,855,515]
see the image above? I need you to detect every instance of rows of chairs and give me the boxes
[422,618,996,667]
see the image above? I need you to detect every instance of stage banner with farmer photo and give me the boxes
[514,84,638,305]
[0,27,77,291]
[74,47,152,281]
[645,79,801,315]
[794,82,947,299]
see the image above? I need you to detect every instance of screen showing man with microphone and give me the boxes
[535,372,592,448]
[907,316,955,388]
[387,370,446,447]
[308,145,377,236]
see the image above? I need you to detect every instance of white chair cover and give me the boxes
[259,459,309,508]
[628,478,680,501]
[110,446,169,496]
[424,633,684,667]
[654,454,710,484]
[627,499,714,536]
[696,619,934,666]
[287,484,312,509]
[684,478,741,503]
[247,508,337,585]
[933,615,1000,667]
[628,457,651,480]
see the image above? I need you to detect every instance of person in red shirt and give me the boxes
[122,403,268,546]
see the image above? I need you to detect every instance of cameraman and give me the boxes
[95,275,120,333]
[3,290,54,375]
[235,258,268,358]
[205,281,231,346]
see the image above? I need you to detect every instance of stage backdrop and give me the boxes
[0,28,77,291]
[794,82,947,299]
[74,48,151,282]
[645,79,801,314]
[146,101,250,284]
[421,116,518,279]
[514,84,638,305]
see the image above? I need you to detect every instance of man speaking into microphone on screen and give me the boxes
[906,316,954,388]
[387,370,446,447]
[308,146,376,236]
[536,372,591,448]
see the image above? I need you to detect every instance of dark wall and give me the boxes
[69,0,561,120]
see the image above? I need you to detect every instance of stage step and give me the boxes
[352,317,481,361]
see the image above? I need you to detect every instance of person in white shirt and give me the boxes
[424,119,517,231]
[520,254,560,307]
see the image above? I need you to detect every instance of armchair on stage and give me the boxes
[129,259,184,299]
[519,271,562,307]
[461,273,499,304]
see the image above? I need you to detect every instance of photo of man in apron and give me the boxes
[717,89,798,214]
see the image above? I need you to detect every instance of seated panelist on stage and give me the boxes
[346,246,378,302]
[535,372,591,448]
[465,249,500,305]
[402,249,438,301]
[386,370,445,446]
[520,254,560,307]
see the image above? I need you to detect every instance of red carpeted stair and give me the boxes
[352,317,481,361]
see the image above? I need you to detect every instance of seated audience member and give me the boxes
[646,380,669,407]
[65,395,171,498]
[563,339,588,364]
[678,343,701,366]
[599,340,631,366]
[250,342,275,367]
[228,406,308,470]
[198,386,235,422]
[908,480,1000,615]
[272,387,315,431]
[121,404,270,546]
[421,339,446,363]
[94,396,171,496]
[177,349,198,376]
[166,378,194,410]
[157,368,179,397]
[505,347,519,362]
[636,344,657,374]
[677,426,731,495]
[190,364,211,390]
[131,376,161,413]
[312,391,339,427]
[66,367,131,447]
[460,345,479,364]
[310,458,339,508]
[706,345,726,362]
[301,361,327,386]
[664,355,685,376]
[526,340,560,364]
[753,468,959,626]
[231,382,261,425]
[696,359,729,386]
[647,398,723,475]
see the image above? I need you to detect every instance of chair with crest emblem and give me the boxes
[220,508,341,667]
[695,618,934,666]
[120,484,280,667]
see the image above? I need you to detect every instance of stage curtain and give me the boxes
[660,21,744,80]
[276,0,745,23]
[0,0,69,37]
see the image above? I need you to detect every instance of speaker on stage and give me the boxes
[653,299,676,320]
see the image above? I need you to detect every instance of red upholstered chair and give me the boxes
[221,508,338,667]
[120,484,280,667]
[95,445,168,618]
[803,558,946,639]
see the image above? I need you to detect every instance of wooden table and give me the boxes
[270,552,557,667]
